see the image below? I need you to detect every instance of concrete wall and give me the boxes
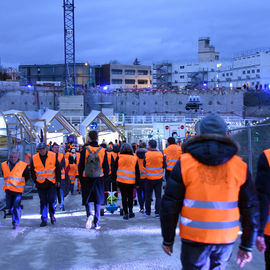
[85,89,244,117]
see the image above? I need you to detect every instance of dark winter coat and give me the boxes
[78,141,109,205]
[160,134,259,252]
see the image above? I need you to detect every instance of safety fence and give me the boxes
[230,122,270,178]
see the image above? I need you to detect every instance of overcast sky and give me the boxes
[0,0,269,67]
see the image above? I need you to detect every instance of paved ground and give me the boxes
[0,192,265,270]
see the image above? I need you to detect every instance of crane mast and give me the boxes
[63,0,75,95]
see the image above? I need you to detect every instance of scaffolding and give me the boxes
[152,63,172,89]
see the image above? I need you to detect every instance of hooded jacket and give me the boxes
[160,134,259,252]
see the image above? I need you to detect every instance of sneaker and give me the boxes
[86,215,93,229]
[12,224,18,230]
[143,213,150,217]
[40,221,47,227]
[139,208,144,213]
[95,225,101,230]
[129,212,135,218]
[155,214,160,218]
[60,206,65,211]
[123,214,129,220]
[50,216,56,225]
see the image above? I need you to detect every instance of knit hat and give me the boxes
[199,113,227,135]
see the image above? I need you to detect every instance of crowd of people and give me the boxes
[2,113,270,269]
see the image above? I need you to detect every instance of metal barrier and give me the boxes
[230,122,270,178]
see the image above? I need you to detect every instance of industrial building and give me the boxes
[19,63,95,88]
[153,38,270,90]
[95,64,152,90]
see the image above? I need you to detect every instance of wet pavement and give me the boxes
[0,192,265,270]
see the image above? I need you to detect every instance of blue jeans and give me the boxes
[6,191,22,225]
[38,185,57,222]
[56,186,64,210]
[85,202,101,227]
[136,179,146,210]
[181,240,234,270]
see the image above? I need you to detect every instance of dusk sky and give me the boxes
[0,0,269,67]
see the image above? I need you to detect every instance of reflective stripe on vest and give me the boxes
[263,150,270,236]
[32,152,56,184]
[1,161,27,193]
[83,146,105,178]
[117,154,137,184]
[180,153,247,244]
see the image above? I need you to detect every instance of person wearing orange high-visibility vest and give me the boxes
[1,149,30,229]
[163,137,182,182]
[52,143,66,211]
[78,131,109,230]
[256,148,270,268]
[160,113,259,269]
[136,142,148,213]
[144,139,166,218]
[30,142,61,227]
[112,143,140,220]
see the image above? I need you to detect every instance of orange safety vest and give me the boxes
[163,144,182,171]
[263,149,270,235]
[32,152,57,184]
[117,154,137,184]
[24,153,31,165]
[107,151,113,175]
[180,153,247,244]
[137,156,146,180]
[83,146,105,178]
[144,151,164,180]
[57,153,65,180]
[1,161,27,193]
[68,153,80,184]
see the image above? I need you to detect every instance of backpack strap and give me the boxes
[86,146,102,155]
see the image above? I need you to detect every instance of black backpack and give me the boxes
[85,146,102,178]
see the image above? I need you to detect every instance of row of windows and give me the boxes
[111,69,149,75]
[120,100,184,105]
[112,79,149,84]
[243,69,260,74]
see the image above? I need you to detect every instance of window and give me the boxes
[111,69,122,74]
[138,80,148,84]
[257,69,260,73]
[180,65,185,69]
[180,75,185,79]
[243,71,246,74]
[112,79,123,84]
[222,73,225,77]
[252,70,255,73]
[138,70,148,75]
[226,73,229,76]
[125,70,135,75]
[230,72,233,76]
[178,101,182,104]
[247,70,250,74]
[125,79,135,84]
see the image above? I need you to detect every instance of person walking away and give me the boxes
[30,142,61,227]
[69,149,80,194]
[144,139,166,217]
[78,131,109,230]
[163,137,182,182]
[1,149,31,229]
[136,142,148,213]
[255,148,270,268]
[160,113,259,269]
[112,143,140,220]
[51,143,66,211]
